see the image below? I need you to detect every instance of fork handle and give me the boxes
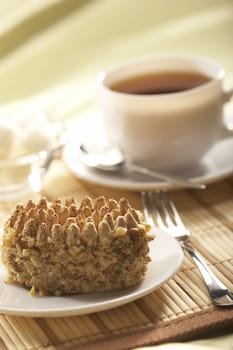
[182,241,233,307]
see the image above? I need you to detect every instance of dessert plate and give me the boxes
[63,136,233,191]
[0,229,183,317]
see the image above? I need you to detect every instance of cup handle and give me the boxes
[223,87,233,103]
[221,88,233,138]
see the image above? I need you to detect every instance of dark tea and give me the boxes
[109,70,212,95]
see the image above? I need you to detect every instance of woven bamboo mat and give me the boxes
[0,178,233,350]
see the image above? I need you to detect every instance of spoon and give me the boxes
[79,143,206,189]
[40,135,67,177]
[29,133,67,193]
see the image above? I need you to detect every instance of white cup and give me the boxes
[97,54,233,171]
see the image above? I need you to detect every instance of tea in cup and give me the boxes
[97,54,233,171]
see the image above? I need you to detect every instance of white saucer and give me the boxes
[0,229,183,317]
[63,135,233,191]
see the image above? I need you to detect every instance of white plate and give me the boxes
[63,119,233,191]
[0,229,183,317]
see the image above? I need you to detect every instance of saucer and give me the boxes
[63,115,233,191]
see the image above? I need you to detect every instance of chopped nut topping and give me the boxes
[66,223,80,247]
[52,224,64,242]
[80,196,93,210]
[37,223,49,243]
[94,196,106,210]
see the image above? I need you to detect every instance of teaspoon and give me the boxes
[79,144,206,189]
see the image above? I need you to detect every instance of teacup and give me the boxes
[97,54,233,171]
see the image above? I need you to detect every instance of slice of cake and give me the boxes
[1,196,153,295]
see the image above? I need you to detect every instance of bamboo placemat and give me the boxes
[0,177,233,350]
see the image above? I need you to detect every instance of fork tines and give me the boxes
[141,191,183,231]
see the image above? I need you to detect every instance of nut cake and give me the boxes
[1,196,153,295]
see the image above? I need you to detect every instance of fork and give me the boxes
[141,191,233,307]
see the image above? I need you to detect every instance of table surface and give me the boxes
[0,1,233,349]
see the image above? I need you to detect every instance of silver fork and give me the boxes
[141,191,233,307]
